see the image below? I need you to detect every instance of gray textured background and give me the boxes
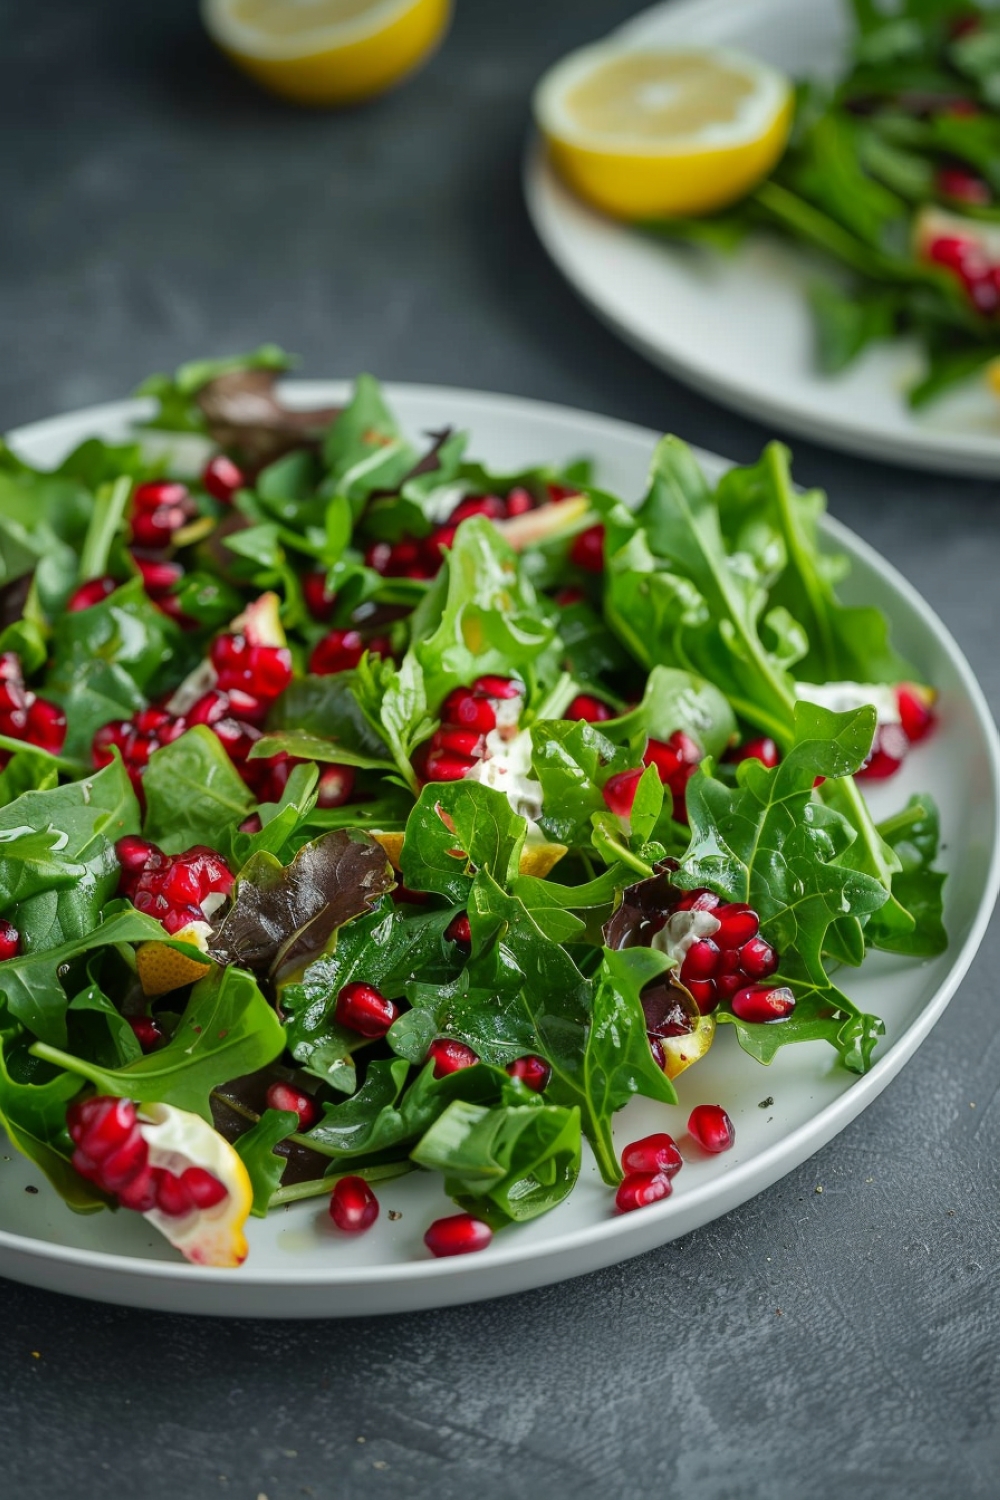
[3,3,1000,1497]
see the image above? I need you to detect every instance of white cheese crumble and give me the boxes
[465,724,544,824]
[650,907,721,967]
[793,680,900,725]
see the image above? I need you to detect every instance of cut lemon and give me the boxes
[534,43,793,220]
[202,0,452,107]
[140,1103,254,1268]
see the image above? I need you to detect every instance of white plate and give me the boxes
[0,383,997,1318]
[524,0,1000,478]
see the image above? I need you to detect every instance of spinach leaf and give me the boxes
[234,1107,300,1215]
[142,726,254,853]
[400,779,529,903]
[866,794,947,956]
[530,719,635,849]
[389,969,537,1069]
[0,1026,99,1209]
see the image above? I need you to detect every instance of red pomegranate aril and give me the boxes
[184,1166,229,1209]
[648,1034,666,1069]
[132,555,184,595]
[67,1096,137,1161]
[158,862,204,908]
[365,541,393,574]
[566,693,613,722]
[679,938,720,983]
[187,689,231,728]
[897,685,935,743]
[330,1175,379,1232]
[857,722,909,780]
[155,1169,193,1217]
[505,486,535,516]
[133,480,191,512]
[937,166,991,206]
[117,1168,159,1213]
[472,674,522,700]
[506,1054,551,1092]
[445,911,472,949]
[427,1038,479,1077]
[548,483,580,503]
[115,834,157,877]
[451,494,507,523]
[688,1103,736,1154]
[0,679,27,714]
[967,273,1000,315]
[927,234,976,271]
[424,1213,493,1257]
[316,764,356,808]
[68,576,117,611]
[621,1132,682,1178]
[715,971,745,1000]
[423,749,477,783]
[731,984,796,1024]
[240,813,263,834]
[160,903,205,935]
[738,935,777,979]
[713,903,759,947]
[309,629,365,676]
[685,978,716,1012]
[616,1171,672,1212]
[131,505,191,549]
[733,736,780,768]
[675,888,721,913]
[441,688,496,734]
[265,1080,321,1131]
[0,917,20,961]
[25,698,67,754]
[570,524,605,573]
[202,454,246,504]
[127,1016,166,1053]
[602,767,643,819]
[555,586,586,607]
[302,570,337,621]
[334,981,398,1039]
[100,1131,151,1193]
[0,653,21,682]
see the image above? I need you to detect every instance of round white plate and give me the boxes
[525,0,1000,478]
[1,383,997,1318]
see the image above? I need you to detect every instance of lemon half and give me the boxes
[535,43,793,220]
[202,0,452,106]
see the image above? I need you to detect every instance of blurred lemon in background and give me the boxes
[534,44,792,220]
[203,0,452,106]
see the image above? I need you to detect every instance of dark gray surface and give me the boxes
[3,2,1000,1497]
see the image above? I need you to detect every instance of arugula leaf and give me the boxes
[44,579,181,758]
[400,779,528,903]
[0,756,140,952]
[389,968,537,1068]
[530,719,635,849]
[233,1107,299,1216]
[142,726,254,853]
[209,829,393,980]
[250,729,392,773]
[866,794,947,956]
[31,965,285,1120]
[352,650,435,796]
[410,1098,581,1228]
[0,1026,99,1209]
[602,665,737,761]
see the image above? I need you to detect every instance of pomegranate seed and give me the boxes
[302,570,337,621]
[116,834,159,874]
[309,629,365,676]
[615,1171,673,1212]
[731,984,796,1023]
[0,653,22,682]
[472,675,522,700]
[445,912,472,949]
[896,685,935,743]
[423,1213,492,1257]
[621,1133,682,1178]
[505,1054,551,1092]
[0,679,27,715]
[202,454,245,504]
[393,882,430,905]
[570,524,605,573]
[127,1016,166,1053]
[133,480,191,512]
[25,698,67,754]
[857,722,909,780]
[648,1034,666,1069]
[937,166,991,205]
[184,1166,229,1209]
[738,935,777,979]
[330,1175,379,1232]
[133,555,184,595]
[566,693,613,722]
[548,483,580,503]
[555,586,586,607]
[679,938,721,983]
[645,731,701,782]
[155,1169,193,1217]
[316,764,355,808]
[187,689,231,728]
[334,981,398,1038]
[100,1131,151,1192]
[131,506,191,549]
[602,768,643,818]
[422,749,476,783]
[68,576,117,611]
[732,736,780,768]
[450,494,507,523]
[966,272,1000,315]
[0,917,20,961]
[505,486,535,516]
[67,1095,137,1158]
[715,971,744,1000]
[117,1167,159,1213]
[265,1081,321,1130]
[688,1103,735,1154]
[160,903,205,935]
[674,888,721,912]
[365,541,393,574]
[441,688,496,734]
[427,1038,479,1077]
[713,903,759,947]
[239,812,263,834]
[432,726,484,758]
[927,234,977,271]
[685,978,716,1012]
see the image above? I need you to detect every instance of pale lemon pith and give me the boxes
[536,45,793,220]
[661,1011,715,1080]
[202,0,451,106]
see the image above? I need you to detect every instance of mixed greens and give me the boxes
[644,0,1000,406]
[0,350,947,1263]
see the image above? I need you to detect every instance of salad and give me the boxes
[643,0,1000,408]
[0,349,946,1267]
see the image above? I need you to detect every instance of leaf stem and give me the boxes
[268,1160,413,1207]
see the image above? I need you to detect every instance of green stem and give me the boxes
[77,476,131,584]
[268,1160,413,1208]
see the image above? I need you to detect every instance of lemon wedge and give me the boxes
[202,0,452,106]
[140,1103,253,1268]
[534,43,793,220]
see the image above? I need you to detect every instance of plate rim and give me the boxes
[2,381,998,1309]
[523,0,1000,479]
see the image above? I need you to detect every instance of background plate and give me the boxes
[0,382,997,1317]
[524,0,1000,478]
